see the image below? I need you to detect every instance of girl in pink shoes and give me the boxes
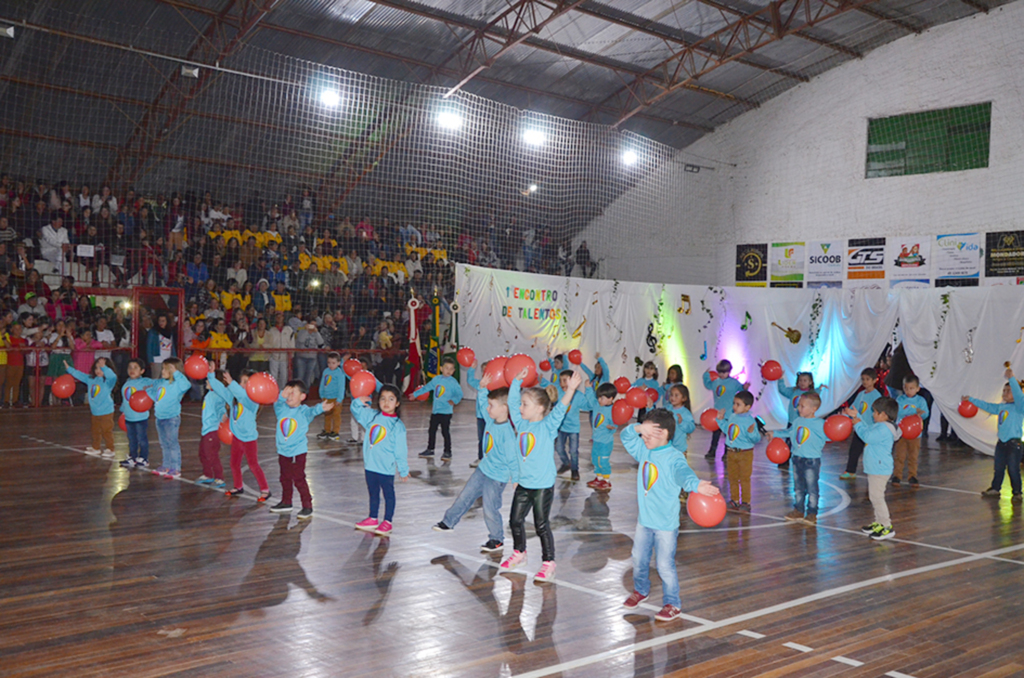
[500,368,582,582]
[352,384,409,537]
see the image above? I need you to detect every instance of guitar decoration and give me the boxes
[771,322,802,344]
[645,323,659,354]
[677,294,691,315]
[572,317,587,339]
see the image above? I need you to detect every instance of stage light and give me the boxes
[529,184,538,193]
[523,129,545,146]
[622,150,638,166]
[320,89,341,107]
[437,111,463,130]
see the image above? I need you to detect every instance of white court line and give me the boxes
[832,656,864,667]
[886,672,918,678]
[512,541,1024,678]
[915,482,986,496]
[735,630,765,639]
[782,641,813,652]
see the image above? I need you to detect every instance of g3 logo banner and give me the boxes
[847,237,886,280]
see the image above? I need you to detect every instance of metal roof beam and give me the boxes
[593,0,885,127]
[574,1,809,82]
[692,0,863,59]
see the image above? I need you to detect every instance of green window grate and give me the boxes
[866,102,991,178]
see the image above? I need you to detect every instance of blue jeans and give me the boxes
[792,456,821,515]
[295,357,318,390]
[555,431,579,472]
[441,468,506,542]
[125,419,150,462]
[156,416,181,471]
[631,523,680,607]
[991,439,1023,495]
[592,441,612,476]
[365,470,396,522]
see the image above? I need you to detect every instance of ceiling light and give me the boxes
[622,150,638,166]
[320,89,341,107]
[437,111,463,130]
[523,129,545,146]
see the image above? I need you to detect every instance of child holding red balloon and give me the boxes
[703,360,748,459]
[208,369,271,499]
[500,368,581,581]
[196,369,229,487]
[583,381,619,490]
[145,358,192,478]
[118,358,155,469]
[840,368,882,480]
[550,370,589,481]
[771,392,827,525]
[270,380,333,519]
[967,367,1024,502]
[352,385,409,537]
[892,375,929,487]
[66,357,118,458]
[412,356,463,461]
[715,390,761,511]
[632,361,660,422]
[843,397,899,540]
[621,410,719,622]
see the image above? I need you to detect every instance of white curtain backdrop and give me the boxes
[454,265,1024,455]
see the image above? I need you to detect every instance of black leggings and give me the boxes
[428,413,452,454]
[509,485,555,561]
[844,433,865,474]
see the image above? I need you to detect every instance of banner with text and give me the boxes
[985,230,1024,278]
[934,232,983,284]
[770,241,805,285]
[735,243,768,285]
[806,240,844,287]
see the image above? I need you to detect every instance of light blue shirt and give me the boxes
[351,397,409,477]
[120,377,155,422]
[583,390,617,445]
[412,374,463,415]
[663,404,696,453]
[319,367,346,400]
[508,378,567,490]
[855,420,899,475]
[622,426,700,531]
[476,388,518,483]
[777,416,827,459]
[850,388,882,418]
[777,384,822,423]
[715,411,761,450]
[201,389,228,436]
[580,357,609,393]
[969,379,1024,442]
[466,367,486,419]
[146,370,192,420]
[274,397,324,458]
[208,379,259,442]
[559,391,588,434]
[896,393,929,423]
[67,366,117,416]
[703,373,744,411]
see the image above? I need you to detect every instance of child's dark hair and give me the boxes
[286,379,307,394]
[903,374,919,387]
[716,359,732,373]
[642,360,658,380]
[127,357,146,373]
[213,369,228,385]
[666,364,683,384]
[441,355,456,367]
[559,369,573,379]
[669,383,691,411]
[522,385,559,415]
[735,390,754,407]
[327,351,340,361]
[596,383,618,400]
[376,384,403,418]
[487,386,509,405]
[644,408,676,441]
[861,367,878,380]
[90,357,106,374]
[240,368,256,379]
[873,397,897,422]
[796,371,814,388]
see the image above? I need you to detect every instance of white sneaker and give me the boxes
[84,447,101,456]
[101,449,116,458]
[469,458,480,468]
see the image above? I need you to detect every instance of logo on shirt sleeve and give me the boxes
[642,461,659,495]
[369,424,387,445]
[519,432,535,458]
[279,418,298,438]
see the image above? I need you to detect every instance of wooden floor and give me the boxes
[2,402,1024,678]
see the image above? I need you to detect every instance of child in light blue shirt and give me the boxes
[968,367,1024,501]
[773,392,827,523]
[270,379,331,518]
[145,358,192,478]
[703,359,748,459]
[715,390,761,511]
[892,375,929,486]
[67,358,118,457]
[412,356,463,460]
[119,358,155,468]
[352,385,409,537]
[845,397,900,540]
[583,381,619,490]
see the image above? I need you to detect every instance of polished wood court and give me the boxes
[3,402,1023,677]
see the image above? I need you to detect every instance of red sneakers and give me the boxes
[655,604,682,622]
[622,591,649,609]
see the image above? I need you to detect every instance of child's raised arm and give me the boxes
[702,369,715,390]
[507,378,525,429]
[65,366,89,384]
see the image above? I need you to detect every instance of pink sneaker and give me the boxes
[499,550,526,571]
[374,520,393,537]
[534,561,556,582]
[355,517,379,532]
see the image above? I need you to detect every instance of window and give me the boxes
[865,102,991,178]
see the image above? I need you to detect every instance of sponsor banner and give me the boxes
[983,276,1024,287]
[735,243,768,284]
[807,281,842,289]
[736,281,767,288]
[985,230,1024,278]
[889,279,930,289]
[934,232,983,280]
[847,237,886,280]
[769,241,805,283]
[886,237,931,281]
[935,278,979,288]
[770,282,803,289]
[806,240,843,283]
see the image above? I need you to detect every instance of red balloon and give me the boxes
[958,399,978,418]
[611,400,634,426]
[614,376,630,394]
[456,347,475,368]
[687,492,727,528]
[504,354,538,388]
[218,419,234,445]
[129,390,154,413]
[568,350,582,365]
[483,357,509,390]
[343,359,363,377]
[52,374,75,399]
[539,360,551,372]
[700,408,719,431]
[708,371,719,381]
[246,372,280,405]
[184,354,210,380]
[824,414,853,442]
[766,437,790,464]
[625,387,647,409]
[416,391,429,401]
[645,387,660,404]
[899,414,923,439]
[761,360,783,381]
[349,371,377,398]
[118,413,127,433]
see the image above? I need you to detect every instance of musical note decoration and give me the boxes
[740,311,752,331]
[677,294,691,315]
[572,317,587,339]
[645,323,659,354]
[1017,327,1024,344]
[699,340,707,361]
